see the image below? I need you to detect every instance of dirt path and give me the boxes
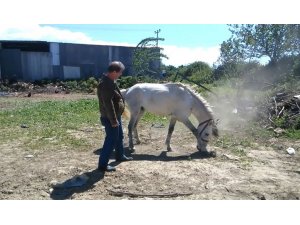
[0,94,299,200]
[1,121,299,200]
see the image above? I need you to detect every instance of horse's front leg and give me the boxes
[182,119,197,137]
[182,119,209,153]
[165,117,177,151]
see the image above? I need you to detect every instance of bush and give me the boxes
[118,76,138,89]
[64,80,78,91]
[86,77,98,93]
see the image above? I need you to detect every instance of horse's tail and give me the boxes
[121,88,131,119]
[122,105,131,119]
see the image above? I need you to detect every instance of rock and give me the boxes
[40,190,49,197]
[293,95,300,102]
[286,147,295,155]
[152,123,165,128]
[223,154,239,161]
[260,195,266,200]
[274,128,285,135]
[49,180,59,187]
[20,124,29,128]
[24,154,34,158]
[2,190,14,194]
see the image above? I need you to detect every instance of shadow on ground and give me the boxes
[93,147,216,162]
[50,169,104,200]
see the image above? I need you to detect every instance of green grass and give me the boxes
[0,98,100,151]
[141,112,168,125]
[0,97,170,152]
[284,129,300,139]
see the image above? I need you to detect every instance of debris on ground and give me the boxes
[258,91,300,132]
[286,147,296,155]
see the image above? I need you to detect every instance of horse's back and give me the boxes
[125,83,193,115]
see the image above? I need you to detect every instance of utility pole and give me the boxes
[154,29,161,47]
[154,29,161,77]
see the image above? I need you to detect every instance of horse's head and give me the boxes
[196,119,219,152]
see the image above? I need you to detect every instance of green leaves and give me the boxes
[220,24,300,65]
[132,37,168,76]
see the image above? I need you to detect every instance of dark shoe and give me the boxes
[97,165,116,172]
[116,156,133,162]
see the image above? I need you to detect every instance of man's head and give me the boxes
[107,61,125,80]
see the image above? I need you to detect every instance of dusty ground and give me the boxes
[0,93,299,200]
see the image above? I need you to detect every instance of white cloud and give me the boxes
[0,24,221,67]
[161,45,220,67]
[0,24,133,47]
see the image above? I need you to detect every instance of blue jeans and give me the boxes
[98,116,125,168]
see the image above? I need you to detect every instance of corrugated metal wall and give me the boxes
[0,41,137,81]
[63,66,80,79]
[0,49,23,80]
[59,43,109,78]
[21,52,53,81]
[50,43,60,66]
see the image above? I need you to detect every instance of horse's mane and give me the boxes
[174,82,215,119]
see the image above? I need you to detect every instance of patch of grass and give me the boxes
[0,98,100,151]
[213,133,254,151]
[284,129,300,139]
[141,112,168,125]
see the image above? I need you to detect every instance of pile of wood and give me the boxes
[259,92,300,130]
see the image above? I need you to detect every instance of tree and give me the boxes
[132,37,168,76]
[219,24,300,65]
[213,61,261,80]
[183,61,213,84]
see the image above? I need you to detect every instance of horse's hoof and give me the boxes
[167,147,172,152]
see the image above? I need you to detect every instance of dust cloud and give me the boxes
[205,76,271,132]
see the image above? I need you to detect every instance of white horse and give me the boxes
[122,83,218,153]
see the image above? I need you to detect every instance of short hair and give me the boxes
[108,61,125,73]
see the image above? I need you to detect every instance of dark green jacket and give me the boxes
[97,76,125,125]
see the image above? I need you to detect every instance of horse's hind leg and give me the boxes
[165,117,177,151]
[133,107,145,145]
[128,110,140,153]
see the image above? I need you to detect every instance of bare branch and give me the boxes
[107,189,193,198]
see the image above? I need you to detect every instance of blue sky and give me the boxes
[0,24,231,67]
[42,24,231,48]
[1,1,297,67]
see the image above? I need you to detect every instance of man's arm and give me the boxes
[101,84,118,126]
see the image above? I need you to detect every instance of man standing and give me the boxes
[97,61,132,172]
